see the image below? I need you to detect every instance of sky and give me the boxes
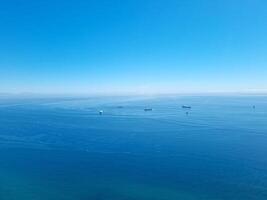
[0,0,266,95]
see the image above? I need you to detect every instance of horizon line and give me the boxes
[1,91,267,98]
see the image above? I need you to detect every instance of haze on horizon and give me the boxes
[0,0,267,95]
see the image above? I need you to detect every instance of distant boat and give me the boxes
[144,108,153,111]
[117,106,124,109]
[182,105,191,109]
[99,110,103,115]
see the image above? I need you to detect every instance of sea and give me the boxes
[0,95,267,200]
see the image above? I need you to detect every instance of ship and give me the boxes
[182,105,191,109]
[144,108,153,111]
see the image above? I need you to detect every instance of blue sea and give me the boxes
[0,95,267,200]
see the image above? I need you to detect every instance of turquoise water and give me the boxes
[0,95,267,200]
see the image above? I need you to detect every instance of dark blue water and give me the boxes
[0,95,267,200]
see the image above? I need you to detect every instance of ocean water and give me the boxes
[0,95,267,200]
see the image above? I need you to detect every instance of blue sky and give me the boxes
[0,0,266,94]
